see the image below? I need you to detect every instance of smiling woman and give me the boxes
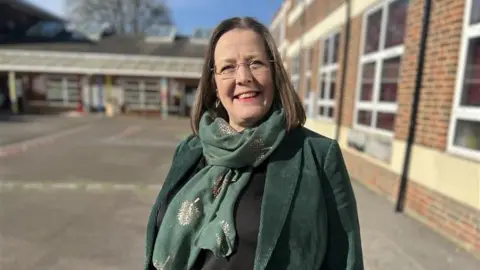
[144,16,364,270]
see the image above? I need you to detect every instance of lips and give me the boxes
[234,91,261,100]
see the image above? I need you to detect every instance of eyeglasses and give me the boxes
[212,60,275,79]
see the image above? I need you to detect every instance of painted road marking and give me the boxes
[0,125,90,159]
[0,180,163,192]
[106,125,143,141]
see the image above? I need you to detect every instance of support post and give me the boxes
[97,76,103,112]
[76,75,84,112]
[8,71,18,114]
[160,78,169,119]
[105,75,112,101]
[179,82,186,116]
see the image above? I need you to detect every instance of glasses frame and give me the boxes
[211,60,276,77]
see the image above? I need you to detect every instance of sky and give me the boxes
[26,0,283,35]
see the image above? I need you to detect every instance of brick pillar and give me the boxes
[395,0,465,151]
[340,15,363,128]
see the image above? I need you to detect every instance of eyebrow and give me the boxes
[217,54,264,63]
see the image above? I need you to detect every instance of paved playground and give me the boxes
[0,114,478,270]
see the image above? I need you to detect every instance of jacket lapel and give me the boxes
[254,131,302,270]
[145,137,202,269]
[162,138,203,195]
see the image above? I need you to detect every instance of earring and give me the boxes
[215,99,220,108]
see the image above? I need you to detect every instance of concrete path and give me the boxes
[0,114,478,270]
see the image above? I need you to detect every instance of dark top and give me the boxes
[152,157,267,270]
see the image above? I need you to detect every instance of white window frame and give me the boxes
[291,54,301,93]
[303,47,315,116]
[316,31,341,122]
[279,19,286,44]
[121,78,161,111]
[353,0,406,138]
[46,75,79,107]
[447,0,480,161]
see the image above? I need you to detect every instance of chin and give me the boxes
[237,112,268,126]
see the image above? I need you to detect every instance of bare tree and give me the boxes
[66,0,172,35]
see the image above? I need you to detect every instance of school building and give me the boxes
[270,0,479,256]
[0,0,208,117]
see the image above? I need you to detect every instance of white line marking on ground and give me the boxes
[0,180,163,193]
[0,125,90,159]
[51,183,80,190]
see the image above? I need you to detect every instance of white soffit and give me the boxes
[0,49,204,78]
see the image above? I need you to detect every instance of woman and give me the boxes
[145,17,363,270]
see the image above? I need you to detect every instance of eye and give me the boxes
[249,60,267,70]
[219,64,236,73]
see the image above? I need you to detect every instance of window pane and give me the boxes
[357,110,373,126]
[332,33,340,63]
[360,62,376,101]
[330,71,337,100]
[453,120,480,151]
[461,37,480,107]
[376,112,395,131]
[385,0,408,48]
[319,106,325,116]
[327,107,334,118]
[380,56,401,102]
[292,79,300,92]
[471,0,480,25]
[26,20,65,38]
[305,48,312,71]
[319,73,327,99]
[364,9,383,54]
[323,38,330,65]
[305,76,311,94]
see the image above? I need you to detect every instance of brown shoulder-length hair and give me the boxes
[190,16,306,135]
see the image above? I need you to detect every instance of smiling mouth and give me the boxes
[234,91,261,100]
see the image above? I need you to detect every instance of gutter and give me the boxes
[335,0,351,141]
[395,0,432,212]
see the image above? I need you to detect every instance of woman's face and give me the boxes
[213,28,274,131]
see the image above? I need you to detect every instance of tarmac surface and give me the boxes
[0,114,478,270]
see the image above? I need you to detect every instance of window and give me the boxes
[303,47,315,116]
[46,76,80,106]
[354,0,408,135]
[122,79,161,110]
[448,0,480,160]
[291,54,301,93]
[317,32,341,120]
[271,20,286,46]
[280,19,286,44]
[26,20,65,38]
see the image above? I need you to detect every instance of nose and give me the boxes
[235,63,253,84]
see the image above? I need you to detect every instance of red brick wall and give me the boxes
[274,0,480,258]
[395,0,465,151]
[286,0,345,43]
[339,15,363,127]
[305,0,344,33]
[343,149,480,257]
[312,40,322,98]
[286,12,305,43]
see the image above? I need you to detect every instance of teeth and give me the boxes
[238,92,258,99]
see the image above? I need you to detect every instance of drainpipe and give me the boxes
[335,0,351,141]
[395,0,432,212]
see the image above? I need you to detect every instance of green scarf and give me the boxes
[152,108,286,270]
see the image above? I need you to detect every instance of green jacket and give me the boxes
[144,127,364,270]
